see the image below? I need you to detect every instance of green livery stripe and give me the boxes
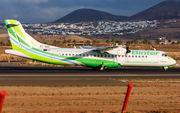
[30,41,37,46]
[75,58,119,68]
[6,25,17,39]
[12,43,69,65]
[166,56,174,60]
[10,34,79,65]
[5,20,9,25]
[11,36,119,67]
[32,46,118,67]
[17,35,31,48]
[12,24,27,41]
[9,20,18,24]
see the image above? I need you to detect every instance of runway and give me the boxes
[0,64,180,86]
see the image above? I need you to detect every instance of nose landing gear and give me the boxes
[163,66,168,71]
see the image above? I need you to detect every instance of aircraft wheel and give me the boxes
[99,67,105,71]
[93,66,105,71]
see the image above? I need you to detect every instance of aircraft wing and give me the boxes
[79,46,108,50]
[80,46,127,55]
[93,46,118,53]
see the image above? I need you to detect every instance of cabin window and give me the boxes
[118,55,120,57]
[79,54,81,56]
[86,54,89,57]
[145,56,147,58]
[125,55,127,58]
[122,55,124,58]
[76,54,78,56]
[101,55,103,57]
[135,56,137,58]
[72,54,74,56]
[66,54,68,56]
[115,55,117,57]
[62,54,64,56]
[94,54,96,57]
[129,55,131,58]
[69,54,71,56]
[111,55,114,57]
[142,56,144,58]
[104,55,107,57]
[83,54,85,56]
[90,54,92,57]
[132,55,134,58]
[139,56,140,58]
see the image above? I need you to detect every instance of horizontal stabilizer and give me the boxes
[5,19,19,25]
[5,49,32,59]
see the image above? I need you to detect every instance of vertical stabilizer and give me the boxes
[5,19,58,50]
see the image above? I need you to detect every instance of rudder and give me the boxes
[5,19,32,50]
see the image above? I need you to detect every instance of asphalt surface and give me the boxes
[0,62,179,86]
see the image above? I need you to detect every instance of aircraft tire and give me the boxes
[93,66,105,71]
[100,67,105,71]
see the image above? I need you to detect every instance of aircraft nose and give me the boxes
[172,59,176,65]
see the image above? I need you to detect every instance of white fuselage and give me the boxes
[7,47,175,67]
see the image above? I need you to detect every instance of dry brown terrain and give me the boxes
[132,19,180,40]
[31,35,93,44]
[0,28,7,34]
[129,44,180,53]
[0,46,28,62]
[0,28,93,44]
[1,79,180,113]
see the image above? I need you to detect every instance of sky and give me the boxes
[0,0,166,23]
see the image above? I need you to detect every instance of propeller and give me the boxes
[126,46,131,54]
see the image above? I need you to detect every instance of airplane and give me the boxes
[4,19,176,71]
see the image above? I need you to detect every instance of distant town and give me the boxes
[20,20,158,36]
[1,19,179,46]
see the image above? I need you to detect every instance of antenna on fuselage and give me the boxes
[152,46,156,51]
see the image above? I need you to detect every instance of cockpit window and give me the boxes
[162,53,168,57]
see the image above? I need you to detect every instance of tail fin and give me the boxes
[5,19,58,50]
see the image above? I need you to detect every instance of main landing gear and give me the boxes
[93,66,107,71]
